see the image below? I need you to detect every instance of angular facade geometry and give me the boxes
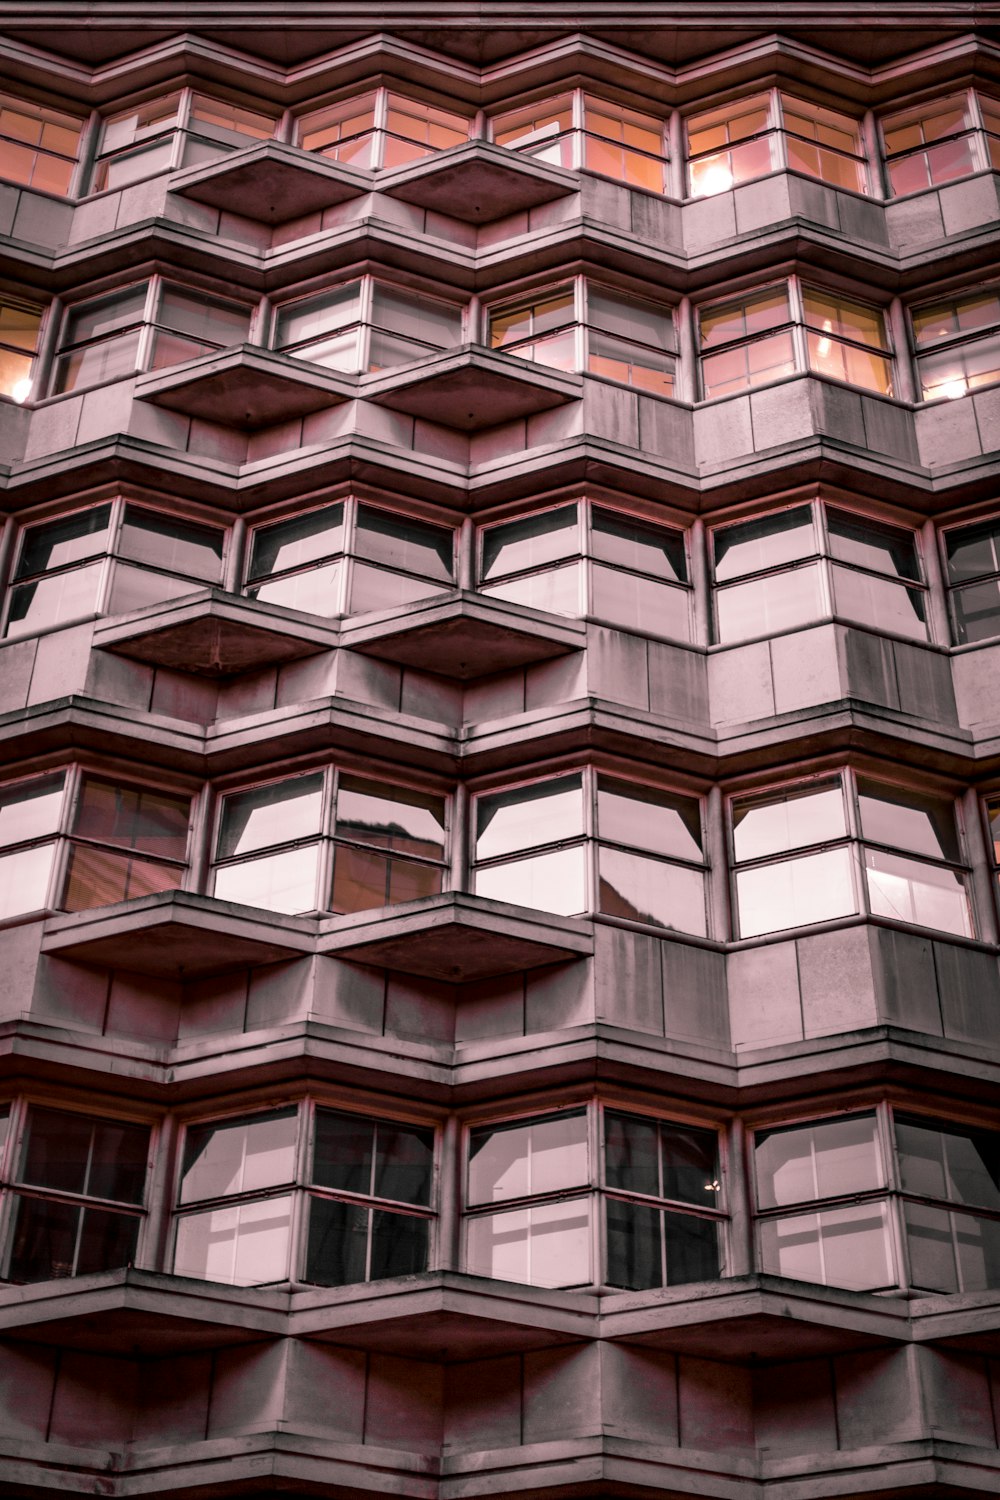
[1,1,1000,1495]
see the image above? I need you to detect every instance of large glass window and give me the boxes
[5,499,225,639]
[0,297,43,404]
[755,1109,1000,1294]
[687,90,866,197]
[488,279,675,395]
[699,280,892,398]
[173,1104,434,1288]
[943,514,1000,645]
[492,92,669,193]
[880,90,1000,197]
[473,769,706,933]
[51,280,252,395]
[731,772,971,940]
[297,88,469,170]
[466,1104,722,1290]
[911,290,1000,403]
[92,89,275,192]
[212,766,447,916]
[245,498,454,619]
[274,277,463,373]
[0,91,82,195]
[711,502,927,645]
[2,1104,149,1283]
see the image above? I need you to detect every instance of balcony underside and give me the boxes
[380,141,577,222]
[134,345,357,427]
[170,141,371,221]
[364,346,582,429]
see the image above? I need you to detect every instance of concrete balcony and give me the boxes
[134,344,358,426]
[379,140,578,222]
[364,345,583,429]
[885,171,1000,253]
[683,170,889,257]
[169,140,372,222]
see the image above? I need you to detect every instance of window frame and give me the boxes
[0,89,85,197]
[685,87,868,199]
[0,294,44,405]
[271,274,467,374]
[879,88,1000,199]
[90,86,278,194]
[295,84,471,171]
[490,89,670,194]
[940,511,1000,646]
[909,287,1000,404]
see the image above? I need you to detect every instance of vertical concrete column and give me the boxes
[144,1112,179,1270]
[887,296,916,404]
[187,784,216,897]
[224,515,248,593]
[961,787,999,947]
[705,783,731,941]
[0,515,19,603]
[435,1113,462,1271]
[275,107,294,145]
[667,108,686,202]
[466,292,483,346]
[688,515,711,648]
[70,109,102,197]
[861,109,887,199]
[725,1116,754,1277]
[451,782,470,893]
[919,517,951,648]
[473,108,487,143]
[458,515,475,592]
[675,293,698,405]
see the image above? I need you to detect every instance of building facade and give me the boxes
[0,1,999,1495]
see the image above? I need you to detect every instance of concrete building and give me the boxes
[0,0,999,1494]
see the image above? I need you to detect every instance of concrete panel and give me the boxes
[647,639,708,723]
[0,1341,56,1439]
[301,402,356,444]
[834,1347,921,1448]
[683,192,737,250]
[216,669,278,718]
[277,650,340,705]
[312,958,385,1033]
[728,941,802,1050]
[86,646,155,711]
[0,180,19,235]
[708,641,774,725]
[600,1343,679,1444]
[50,1350,135,1445]
[769,624,841,713]
[787,175,841,230]
[630,190,682,250]
[365,1353,443,1450]
[32,953,108,1033]
[127,397,192,448]
[67,192,120,242]
[24,395,82,458]
[677,1355,753,1449]
[455,974,525,1041]
[750,379,814,448]
[400,669,464,724]
[444,1355,521,1451]
[593,925,663,1035]
[412,418,469,463]
[176,971,248,1039]
[933,940,1000,1044]
[335,650,402,712]
[0,921,45,1023]
[860,397,918,462]
[11,191,74,247]
[523,1344,602,1443]
[733,175,792,234]
[587,628,649,710]
[693,397,752,466]
[953,645,1000,727]
[939,173,1000,236]
[893,642,955,722]
[385,971,456,1042]
[915,397,982,467]
[869,925,941,1034]
[838,193,889,246]
[638,395,695,466]
[523,651,587,710]
[839,626,898,710]
[797,925,878,1037]
[662,940,730,1048]
[116,175,171,224]
[285,1342,366,1439]
[579,174,632,229]
[187,418,248,463]
[524,958,595,1032]
[246,957,313,1029]
[105,970,181,1042]
[811,379,865,447]
[77,378,135,444]
[885,191,945,248]
[209,1341,288,1436]
[139,1353,212,1444]
[919,1347,995,1445]
[584,378,639,448]
[753,1359,837,1452]
[466,670,527,721]
[972,384,1000,456]
[0,399,29,462]
[150,668,219,724]
[27,622,94,704]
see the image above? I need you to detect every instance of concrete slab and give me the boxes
[134,346,357,428]
[380,141,577,223]
[170,141,371,222]
[364,346,582,430]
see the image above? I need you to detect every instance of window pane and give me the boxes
[591,508,686,582]
[331,843,443,912]
[355,505,453,582]
[756,1115,881,1209]
[598,846,706,934]
[174,1197,292,1285]
[760,1202,893,1288]
[713,508,815,581]
[830,565,927,639]
[248,506,346,579]
[480,506,578,580]
[336,776,445,858]
[467,1198,592,1286]
[469,1111,588,1204]
[62,845,184,910]
[493,98,574,152]
[105,563,202,617]
[590,564,690,638]
[597,777,701,860]
[181,1109,297,1204]
[588,289,673,351]
[904,1200,1000,1293]
[347,561,447,615]
[213,843,321,914]
[475,774,583,860]
[298,95,378,158]
[74,778,189,858]
[857,780,960,861]
[827,510,919,581]
[715,562,825,642]
[489,291,574,348]
[312,1110,373,1195]
[895,1117,1000,1212]
[52,330,142,393]
[62,288,147,346]
[305,1197,368,1284]
[0,774,64,847]
[864,848,970,936]
[248,561,344,616]
[118,507,223,581]
[605,1112,659,1196]
[606,1202,720,1290]
[275,286,360,349]
[371,284,462,347]
[16,507,112,579]
[945,519,1000,583]
[0,842,57,917]
[475,846,587,915]
[736,846,856,937]
[700,288,791,349]
[217,775,324,859]
[9,1198,141,1282]
[733,780,846,861]
[481,561,584,616]
[156,287,250,348]
[20,1107,94,1194]
[951,579,1000,644]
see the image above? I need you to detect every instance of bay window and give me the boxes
[911,289,1000,402]
[51,279,253,394]
[173,1104,434,1288]
[5,499,225,638]
[212,766,447,916]
[273,277,464,372]
[755,1108,1000,1294]
[0,91,82,195]
[943,514,1000,644]
[473,769,707,934]
[92,89,275,192]
[686,90,867,197]
[245,498,454,618]
[699,281,892,398]
[731,772,971,940]
[491,92,669,193]
[710,502,927,644]
[488,279,675,394]
[465,1104,723,1290]
[880,90,1000,197]
[0,296,43,403]
[297,88,469,170]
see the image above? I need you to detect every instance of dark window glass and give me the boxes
[305,1198,429,1285]
[895,1117,1000,1212]
[8,1198,141,1282]
[591,507,686,582]
[15,506,113,579]
[827,510,920,581]
[355,505,453,582]
[313,1110,433,1205]
[118,507,224,581]
[247,506,346,579]
[73,778,190,860]
[713,506,815,581]
[480,506,578,580]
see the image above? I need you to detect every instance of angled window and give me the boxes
[880,90,1000,197]
[0,91,82,195]
[911,289,1000,402]
[92,89,275,192]
[944,515,1000,644]
[710,502,926,644]
[0,296,43,404]
[699,280,892,398]
[5,499,225,639]
[297,88,469,170]
[212,766,447,916]
[473,768,706,933]
[731,772,971,940]
[0,773,68,920]
[245,498,454,619]
[492,91,669,193]
[274,277,464,373]
[686,90,866,197]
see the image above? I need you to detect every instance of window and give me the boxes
[944,515,1000,644]
[0,769,190,921]
[2,1104,149,1283]
[465,1104,722,1290]
[0,297,43,403]
[473,769,706,933]
[297,88,469,170]
[730,771,971,940]
[0,91,82,195]
[488,279,675,395]
[92,89,275,192]
[5,499,225,638]
[710,502,927,645]
[755,1108,1000,1294]
[479,501,690,639]
[51,280,252,394]
[212,767,447,916]
[699,281,892,398]
[173,1104,434,1288]
[686,91,866,197]
[273,277,464,372]
[911,289,1000,402]
[492,92,669,193]
[880,90,1000,197]
[245,498,454,619]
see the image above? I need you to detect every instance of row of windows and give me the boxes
[2,1097,996,1300]
[6,276,997,409]
[7,494,1000,650]
[3,81,999,203]
[1,758,998,944]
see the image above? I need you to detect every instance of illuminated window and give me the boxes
[92,89,275,192]
[943,515,1000,644]
[297,88,469,170]
[466,1104,722,1290]
[274,277,464,372]
[686,90,866,197]
[0,91,82,195]
[911,290,1000,402]
[881,90,1000,196]
[711,502,927,644]
[0,297,43,403]
[473,769,706,933]
[699,281,892,398]
[731,773,971,940]
[492,91,668,193]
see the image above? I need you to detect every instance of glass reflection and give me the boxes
[469,1112,588,1204]
[467,1198,592,1287]
[732,780,846,861]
